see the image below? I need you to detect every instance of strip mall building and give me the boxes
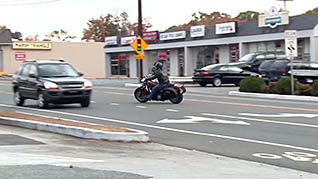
[104,9,318,78]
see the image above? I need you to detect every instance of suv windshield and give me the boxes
[238,53,256,63]
[38,64,79,77]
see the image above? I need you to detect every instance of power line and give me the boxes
[0,0,62,6]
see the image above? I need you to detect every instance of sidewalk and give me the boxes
[0,124,317,179]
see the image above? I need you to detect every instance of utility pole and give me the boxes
[277,0,294,11]
[138,0,143,79]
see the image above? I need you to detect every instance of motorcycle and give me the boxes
[134,76,186,104]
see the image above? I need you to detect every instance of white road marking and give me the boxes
[186,93,318,106]
[166,109,179,113]
[253,152,318,163]
[90,101,96,103]
[0,103,318,153]
[94,86,132,91]
[0,90,12,95]
[253,153,282,159]
[157,116,250,125]
[136,105,147,109]
[282,152,317,162]
[110,103,120,106]
[202,113,318,128]
[239,113,318,118]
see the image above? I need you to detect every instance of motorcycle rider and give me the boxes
[146,61,170,100]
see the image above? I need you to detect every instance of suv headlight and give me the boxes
[84,80,93,89]
[44,81,59,90]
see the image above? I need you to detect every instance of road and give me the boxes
[0,80,318,174]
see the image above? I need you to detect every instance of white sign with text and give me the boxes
[216,22,236,35]
[160,31,186,41]
[190,25,205,37]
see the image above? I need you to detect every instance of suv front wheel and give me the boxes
[80,98,90,107]
[13,89,25,106]
[37,91,49,109]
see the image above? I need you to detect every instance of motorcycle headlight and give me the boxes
[84,80,93,89]
[44,81,59,90]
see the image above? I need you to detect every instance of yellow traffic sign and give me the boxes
[134,55,146,60]
[131,36,148,55]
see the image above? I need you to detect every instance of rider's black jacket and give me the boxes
[147,69,169,84]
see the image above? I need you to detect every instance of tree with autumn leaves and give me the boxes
[81,7,317,42]
[82,12,151,42]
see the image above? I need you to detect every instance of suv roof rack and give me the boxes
[50,59,65,62]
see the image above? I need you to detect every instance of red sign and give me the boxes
[159,53,168,60]
[143,31,159,42]
[15,52,27,61]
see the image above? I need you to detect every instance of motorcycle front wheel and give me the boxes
[169,93,183,104]
[134,88,148,103]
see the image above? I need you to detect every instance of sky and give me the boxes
[0,0,317,41]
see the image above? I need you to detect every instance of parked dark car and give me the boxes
[232,51,285,73]
[283,62,318,84]
[258,58,290,82]
[12,60,93,108]
[192,64,260,87]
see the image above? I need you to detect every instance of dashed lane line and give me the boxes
[136,106,147,109]
[166,109,179,113]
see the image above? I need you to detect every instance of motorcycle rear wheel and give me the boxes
[134,88,148,103]
[169,93,183,104]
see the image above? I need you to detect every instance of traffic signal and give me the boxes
[137,39,142,52]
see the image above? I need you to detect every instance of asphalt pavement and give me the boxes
[0,124,316,179]
[1,79,318,178]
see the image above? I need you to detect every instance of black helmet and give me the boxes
[154,62,163,70]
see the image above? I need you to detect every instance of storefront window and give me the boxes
[230,44,239,62]
[110,53,129,76]
[193,46,219,69]
[148,50,171,76]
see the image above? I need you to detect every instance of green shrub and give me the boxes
[239,76,266,93]
[311,80,318,96]
[276,77,298,95]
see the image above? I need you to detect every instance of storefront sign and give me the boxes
[105,36,118,45]
[143,31,159,42]
[159,53,168,60]
[191,25,205,37]
[159,31,186,41]
[216,22,236,35]
[121,36,136,45]
[259,7,289,28]
[15,52,27,61]
[13,42,52,50]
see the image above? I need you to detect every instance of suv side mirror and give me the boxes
[29,72,37,78]
[78,72,84,76]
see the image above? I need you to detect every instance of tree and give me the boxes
[305,7,318,14]
[236,11,260,21]
[165,11,233,31]
[45,29,76,42]
[0,25,7,30]
[82,15,118,42]
[128,17,152,35]
[82,12,152,42]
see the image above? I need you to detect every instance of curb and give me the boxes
[229,91,318,102]
[0,117,149,142]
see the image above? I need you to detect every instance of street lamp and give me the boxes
[277,0,294,11]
